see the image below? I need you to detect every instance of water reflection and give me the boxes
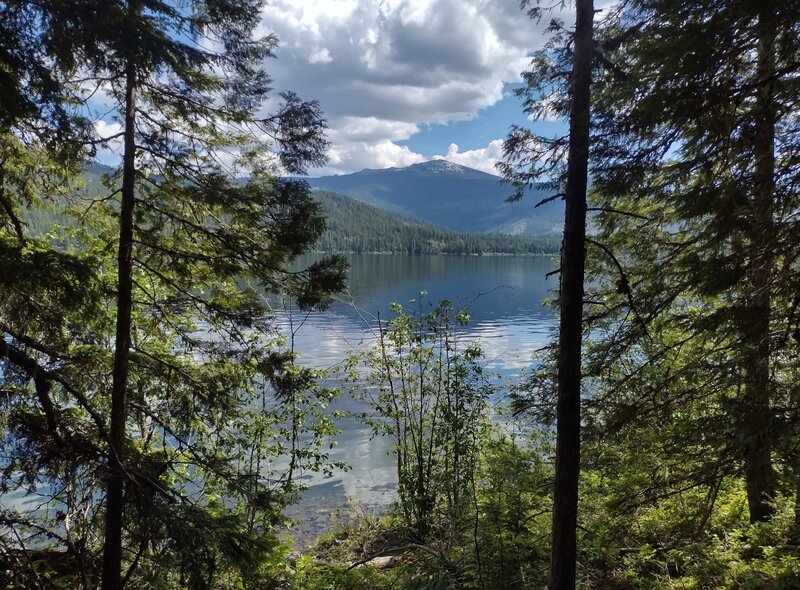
[272,254,557,525]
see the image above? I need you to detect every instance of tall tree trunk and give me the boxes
[549,1,592,588]
[743,4,776,524]
[102,54,137,590]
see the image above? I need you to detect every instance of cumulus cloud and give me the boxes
[308,47,333,64]
[259,0,555,173]
[328,140,424,172]
[330,117,419,143]
[93,119,123,140]
[433,140,505,175]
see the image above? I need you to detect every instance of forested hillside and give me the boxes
[307,160,565,236]
[20,179,558,256]
[314,190,559,254]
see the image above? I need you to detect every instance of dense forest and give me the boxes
[314,190,560,255]
[1,1,799,590]
[19,181,560,256]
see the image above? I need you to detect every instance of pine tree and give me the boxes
[549,2,593,588]
[501,1,595,587]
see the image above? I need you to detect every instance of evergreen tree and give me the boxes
[0,1,347,588]
[502,1,596,587]
[549,3,593,588]
[587,0,800,525]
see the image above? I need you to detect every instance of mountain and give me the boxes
[26,164,558,256]
[306,160,564,236]
[313,190,560,255]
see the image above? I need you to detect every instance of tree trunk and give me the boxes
[549,1,592,588]
[101,54,137,590]
[743,4,776,524]
[794,458,800,532]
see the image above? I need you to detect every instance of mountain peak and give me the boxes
[410,160,469,175]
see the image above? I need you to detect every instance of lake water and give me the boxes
[274,254,557,539]
[1,254,556,548]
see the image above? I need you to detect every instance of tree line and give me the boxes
[313,190,561,255]
[18,184,562,257]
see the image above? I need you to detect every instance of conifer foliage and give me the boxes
[587,0,800,526]
[0,1,346,588]
[505,0,800,586]
[502,2,595,588]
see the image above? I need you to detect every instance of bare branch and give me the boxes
[586,238,651,339]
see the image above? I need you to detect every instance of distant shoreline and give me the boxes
[311,250,558,257]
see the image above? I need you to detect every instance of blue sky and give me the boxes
[399,85,568,163]
[400,88,527,155]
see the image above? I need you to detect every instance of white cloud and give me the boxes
[330,117,419,143]
[327,140,424,173]
[93,119,123,140]
[308,47,333,64]
[433,139,505,175]
[92,119,124,162]
[259,0,555,173]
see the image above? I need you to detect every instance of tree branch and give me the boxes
[587,206,649,220]
[344,543,457,573]
[586,238,651,339]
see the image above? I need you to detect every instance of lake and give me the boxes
[1,253,558,544]
[274,254,557,539]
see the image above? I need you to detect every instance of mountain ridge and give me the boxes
[66,163,559,256]
[82,159,565,237]
[313,190,559,255]
[307,159,563,236]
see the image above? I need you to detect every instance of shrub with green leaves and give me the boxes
[350,296,494,541]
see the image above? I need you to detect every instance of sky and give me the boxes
[89,0,614,177]
[256,0,575,177]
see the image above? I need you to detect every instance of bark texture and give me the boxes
[743,3,776,524]
[549,1,593,588]
[101,54,137,590]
